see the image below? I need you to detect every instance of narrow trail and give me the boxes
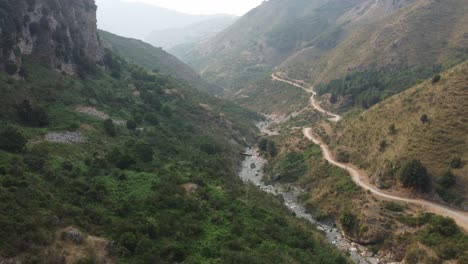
[272,73,468,231]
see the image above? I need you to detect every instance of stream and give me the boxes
[238,118,382,264]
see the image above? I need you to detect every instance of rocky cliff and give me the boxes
[0,0,102,75]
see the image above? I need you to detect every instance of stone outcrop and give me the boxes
[0,0,103,74]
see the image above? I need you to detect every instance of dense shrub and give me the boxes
[438,171,456,188]
[0,127,27,152]
[316,67,435,108]
[17,100,49,127]
[420,114,429,124]
[399,159,430,191]
[134,143,154,162]
[450,157,463,169]
[126,120,137,130]
[340,210,357,233]
[5,63,18,75]
[103,119,117,137]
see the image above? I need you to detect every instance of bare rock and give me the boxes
[62,227,85,244]
[46,132,85,144]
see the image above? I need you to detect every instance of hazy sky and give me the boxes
[122,0,264,15]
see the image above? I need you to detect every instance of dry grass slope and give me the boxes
[332,62,468,206]
[283,0,468,84]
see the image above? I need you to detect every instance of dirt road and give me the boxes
[273,74,468,231]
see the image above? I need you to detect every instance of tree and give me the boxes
[267,140,278,157]
[103,119,117,137]
[126,120,137,131]
[438,171,456,188]
[134,143,154,162]
[17,100,49,127]
[450,157,463,169]
[340,210,357,233]
[399,159,430,191]
[5,63,17,75]
[258,138,268,152]
[420,114,429,124]
[0,127,27,152]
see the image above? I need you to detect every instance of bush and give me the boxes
[438,171,456,188]
[103,119,117,137]
[258,138,268,152]
[420,114,429,124]
[134,143,154,162]
[17,100,49,127]
[450,157,463,169]
[399,159,430,191]
[126,120,137,130]
[340,210,357,233]
[0,127,27,152]
[336,150,350,163]
[5,63,18,75]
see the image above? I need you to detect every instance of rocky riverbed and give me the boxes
[237,118,384,264]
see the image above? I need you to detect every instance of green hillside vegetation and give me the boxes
[0,54,350,263]
[262,113,468,263]
[98,30,221,94]
[233,76,310,115]
[315,65,438,109]
[331,62,468,206]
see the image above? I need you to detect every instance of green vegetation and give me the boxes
[397,213,468,262]
[0,127,27,152]
[258,138,278,157]
[339,210,357,234]
[332,62,468,206]
[270,151,307,182]
[316,66,437,109]
[0,58,349,263]
[399,159,430,192]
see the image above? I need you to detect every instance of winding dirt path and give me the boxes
[272,74,468,231]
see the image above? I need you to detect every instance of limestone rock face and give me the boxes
[0,0,103,74]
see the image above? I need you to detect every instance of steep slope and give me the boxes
[0,0,102,75]
[179,0,421,94]
[0,1,352,263]
[282,0,468,104]
[98,30,221,94]
[96,0,233,40]
[179,0,366,93]
[147,16,237,50]
[331,62,468,208]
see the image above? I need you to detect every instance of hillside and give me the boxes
[95,0,232,40]
[330,62,468,208]
[98,30,220,94]
[0,1,352,263]
[147,16,237,50]
[281,0,468,108]
[179,0,423,94]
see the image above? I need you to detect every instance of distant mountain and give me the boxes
[178,0,466,97]
[95,0,234,40]
[99,30,220,94]
[281,0,468,86]
[147,16,237,50]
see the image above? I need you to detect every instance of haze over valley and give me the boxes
[0,0,467,263]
